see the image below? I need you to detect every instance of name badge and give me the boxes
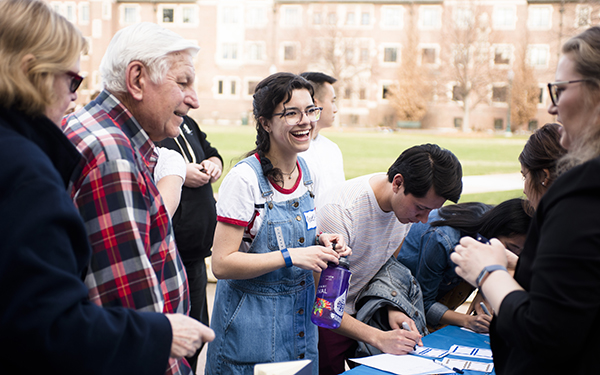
[304,209,317,231]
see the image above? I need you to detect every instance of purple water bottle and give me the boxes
[311,254,351,329]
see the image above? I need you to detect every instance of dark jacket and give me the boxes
[354,256,429,357]
[0,107,171,374]
[157,116,222,261]
[492,155,600,374]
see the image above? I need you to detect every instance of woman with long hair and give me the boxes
[452,26,600,373]
[398,199,532,332]
[206,72,350,375]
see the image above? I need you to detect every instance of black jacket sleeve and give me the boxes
[0,128,172,375]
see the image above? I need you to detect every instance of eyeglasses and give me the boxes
[65,71,84,93]
[272,107,323,126]
[547,79,591,106]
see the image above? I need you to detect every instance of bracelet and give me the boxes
[281,248,293,268]
[476,265,508,288]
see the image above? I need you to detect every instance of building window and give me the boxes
[383,47,398,63]
[452,85,465,101]
[222,43,238,60]
[454,7,473,29]
[454,117,463,128]
[360,48,370,63]
[313,12,322,25]
[284,45,296,61]
[64,2,76,23]
[528,119,539,131]
[247,80,259,96]
[346,12,355,25]
[102,0,111,20]
[182,6,197,24]
[494,118,504,130]
[422,48,436,64]
[528,5,551,30]
[216,78,239,96]
[361,12,370,26]
[382,6,403,28]
[345,48,354,63]
[327,12,337,25]
[419,6,441,29]
[359,88,367,100]
[344,87,352,99]
[248,42,264,61]
[494,46,511,65]
[538,87,544,104]
[282,6,301,27]
[528,45,549,67]
[246,6,266,27]
[162,8,174,23]
[122,5,139,24]
[576,5,591,28]
[492,86,508,103]
[493,5,516,30]
[222,6,241,25]
[382,84,391,99]
[79,2,89,24]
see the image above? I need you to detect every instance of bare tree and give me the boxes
[388,4,432,124]
[510,40,540,131]
[441,3,501,132]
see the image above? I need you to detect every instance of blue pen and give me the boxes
[434,359,464,374]
[480,302,492,316]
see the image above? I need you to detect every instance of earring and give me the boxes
[541,181,546,186]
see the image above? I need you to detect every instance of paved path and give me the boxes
[462,172,523,195]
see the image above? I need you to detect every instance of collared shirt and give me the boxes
[62,90,190,375]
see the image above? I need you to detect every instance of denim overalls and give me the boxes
[206,156,318,375]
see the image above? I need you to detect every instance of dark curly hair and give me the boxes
[246,72,314,184]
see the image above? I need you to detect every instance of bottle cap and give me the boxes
[338,256,350,269]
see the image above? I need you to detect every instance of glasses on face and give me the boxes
[547,79,591,106]
[65,71,84,93]
[272,107,323,126]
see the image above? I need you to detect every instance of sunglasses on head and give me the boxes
[65,71,84,93]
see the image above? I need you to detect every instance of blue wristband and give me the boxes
[281,248,293,268]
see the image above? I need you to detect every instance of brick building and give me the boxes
[48,0,598,131]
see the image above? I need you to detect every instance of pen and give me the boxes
[401,322,418,351]
[434,359,464,374]
[480,302,492,316]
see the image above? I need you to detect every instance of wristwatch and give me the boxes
[476,265,507,288]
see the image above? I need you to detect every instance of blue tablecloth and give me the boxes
[342,325,495,375]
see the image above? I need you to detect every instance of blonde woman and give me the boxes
[0,1,213,373]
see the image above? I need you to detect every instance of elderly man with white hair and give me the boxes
[62,23,205,375]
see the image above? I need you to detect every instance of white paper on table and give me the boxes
[460,327,490,337]
[448,345,493,359]
[439,358,495,373]
[349,354,453,375]
[410,346,449,358]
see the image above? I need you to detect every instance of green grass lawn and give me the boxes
[202,125,528,205]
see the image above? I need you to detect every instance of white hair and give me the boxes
[100,22,200,94]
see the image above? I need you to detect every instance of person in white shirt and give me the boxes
[299,72,345,209]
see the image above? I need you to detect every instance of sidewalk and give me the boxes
[195,172,524,373]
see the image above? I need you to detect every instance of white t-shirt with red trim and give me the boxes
[216,154,315,253]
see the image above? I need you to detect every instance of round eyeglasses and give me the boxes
[272,107,323,126]
[65,71,84,93]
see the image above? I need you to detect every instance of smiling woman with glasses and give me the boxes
[206,72,351,375]
[451,26,600,375]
